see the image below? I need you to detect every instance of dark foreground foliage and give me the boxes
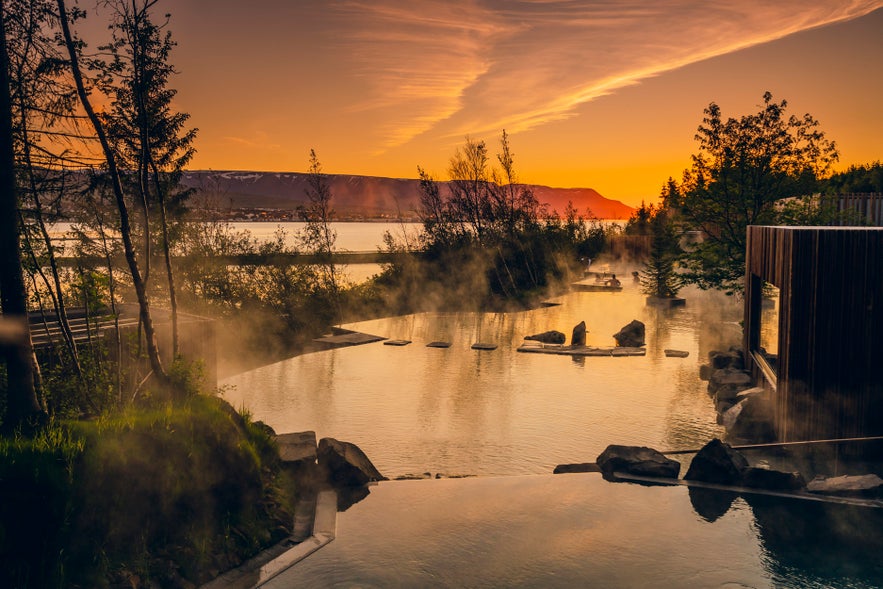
[0,395,295,589]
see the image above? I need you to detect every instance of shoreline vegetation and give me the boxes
[1,0,880,585]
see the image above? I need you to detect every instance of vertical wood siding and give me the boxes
[745,227,883,441]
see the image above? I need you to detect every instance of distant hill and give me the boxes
[181,170,634,220]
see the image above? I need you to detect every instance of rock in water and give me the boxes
[595,444,681,479]
[317,437,387,487]
[525,330,566,345]
[613,320,645,347]
[741,467,806,491]
[571,321,587,347]
[684,438,748,485]
[807,474,883,497]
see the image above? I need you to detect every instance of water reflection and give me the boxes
[265,475,883,589]
[223,285,741,477]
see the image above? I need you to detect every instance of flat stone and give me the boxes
[736,387,765,399]
[313,331,386,347]
[646,296,686,307]
[383,339,412,346]
[553,463,602,474]
[807,474,883,497]
[426,341,451,348]
[516,345,615,357]
[611,347,646,357]
[664,349,689,358]
[276,431,317,464]
[471,343,498,350]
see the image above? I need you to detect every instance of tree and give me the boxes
[299,149,341,323]
[639,203,682,299]
[100,0,197,355]
[0,0,46,430]
[57,0,171,390]
[678,92,838,293]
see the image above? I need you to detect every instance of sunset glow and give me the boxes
[79,1,883,206]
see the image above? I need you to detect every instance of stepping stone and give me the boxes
[471,343,497,350]
[665,349,690,358]
[426,341,451,348]
[384,339,412,346]
[612,347,646,357]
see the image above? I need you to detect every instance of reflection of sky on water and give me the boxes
[265,474,883,588]
[223,284,745,477]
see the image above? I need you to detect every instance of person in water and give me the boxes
[606,273,621,287]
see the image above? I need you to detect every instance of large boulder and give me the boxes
[596,445,680,479]
[571,321,587,347]
[317,437,387,487]
[525,330,566,345]
[722,396,776,442]
[684,439,748,485]
[613,320,645,347]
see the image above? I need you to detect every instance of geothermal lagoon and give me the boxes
[221,278,883,588]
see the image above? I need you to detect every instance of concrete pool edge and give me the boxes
[200,489,338,589]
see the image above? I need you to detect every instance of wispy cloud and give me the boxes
[328,0,883,149]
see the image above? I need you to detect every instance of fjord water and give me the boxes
[222,283,739,477]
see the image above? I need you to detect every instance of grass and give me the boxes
[0,394,296,588]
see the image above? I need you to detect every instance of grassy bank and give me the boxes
[0,395,296,588]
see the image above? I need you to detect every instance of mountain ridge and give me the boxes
[181,170,634,220]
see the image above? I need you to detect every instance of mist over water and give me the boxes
[222,282,742,477]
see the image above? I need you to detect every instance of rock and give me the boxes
[664,349,689,358]
[553,463,602,474]
[806,474,883,497]
[276,431,317,464]
[525,330,566,345]
[596,445,680,479]
[707,367,752,394]
[684,439,748,485]
[715,383,752,403]
[571,321,587,346]
[699,364,713,381]
[724,396,775,442]
[317,437,387,487]
[736,387,765,400]
[613,320,645,347]
[709,350,744,370]
[742,467,806,491]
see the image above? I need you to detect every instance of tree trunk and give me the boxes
[0,1,45,431]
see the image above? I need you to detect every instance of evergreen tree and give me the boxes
[640,207,682,299]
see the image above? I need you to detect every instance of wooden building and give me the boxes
[743,226,883,442]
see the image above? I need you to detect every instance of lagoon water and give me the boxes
[222,282,739,477]
[220,254,883,588]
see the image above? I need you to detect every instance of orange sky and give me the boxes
[78,1,883,207]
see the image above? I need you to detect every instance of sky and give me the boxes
[79,1,883,207]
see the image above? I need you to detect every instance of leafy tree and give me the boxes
[57,0,171,390]
[678,92,838,293]
[823,161,883,194]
